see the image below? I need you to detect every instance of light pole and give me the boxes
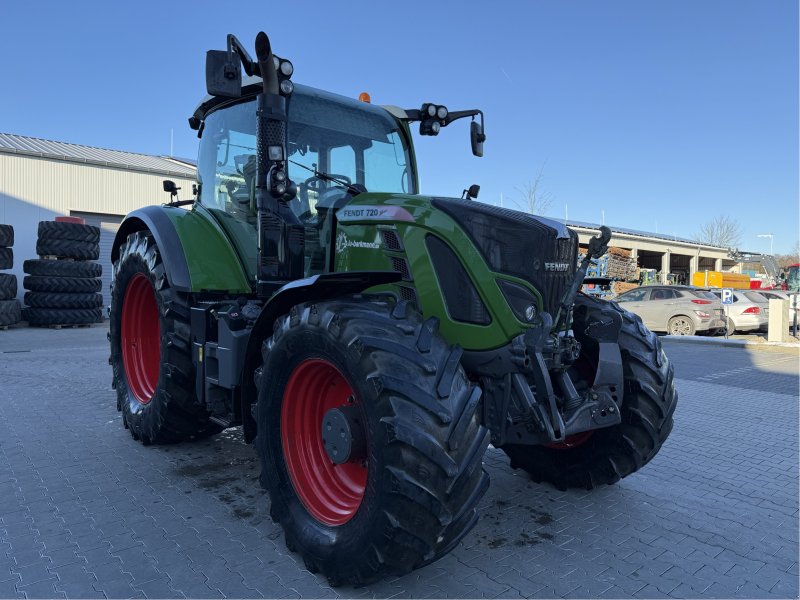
[756,233,774,255]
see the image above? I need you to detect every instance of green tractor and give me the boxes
[109,32,677,585]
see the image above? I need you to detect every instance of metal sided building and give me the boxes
[0,133,196,307]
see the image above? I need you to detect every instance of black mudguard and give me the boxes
[110,206,192,292]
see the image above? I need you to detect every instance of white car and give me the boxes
[710,289,769,334]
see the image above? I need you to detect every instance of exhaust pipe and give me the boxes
[252,32,302,294]
[255,32,279,95]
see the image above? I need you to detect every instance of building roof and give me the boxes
[565,219,728,250]
[0,133,196,178]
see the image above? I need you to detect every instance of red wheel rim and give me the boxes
[547,430,594,450]
[121,273,161,405]
[281,359,367,526]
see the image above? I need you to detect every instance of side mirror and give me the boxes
[163,180,180,197]
[470,120,485,157]
[461,184,480,200]
[206,50,242,98]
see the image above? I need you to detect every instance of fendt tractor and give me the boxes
[109,32,677,585]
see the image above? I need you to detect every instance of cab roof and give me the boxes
[191,76,408,126]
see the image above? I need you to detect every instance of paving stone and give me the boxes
[0,577,21,598]
[92,577,136,598]
[132,575,185,599]
[16,576,64,599]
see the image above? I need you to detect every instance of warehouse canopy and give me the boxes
[0,133,196,179]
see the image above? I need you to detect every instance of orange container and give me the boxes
[692,271,751,289]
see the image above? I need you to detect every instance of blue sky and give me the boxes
[2,0,797,253]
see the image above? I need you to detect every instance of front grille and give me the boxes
[432,197,578,317]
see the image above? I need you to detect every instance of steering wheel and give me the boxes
[301,174,352,196]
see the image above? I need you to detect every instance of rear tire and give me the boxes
[723,317,735,336]
[0,224,13,248]
[256,297,489,585]
[24,291,103,309]
[0,299,21,326]
[38,221,100,243]
[23,275,101,293]
[109,231,221,444]
[0,274,17,300]
[0,247,12,270]
[36,238,99,260]
[24,307,102,326]
[24,259,102,278]
[502,294,677,490]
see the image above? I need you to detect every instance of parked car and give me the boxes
[757,289,799,326]
[614,285,726,335]
[709,289,770,334]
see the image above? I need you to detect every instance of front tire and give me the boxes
[109,231,221,444]
[256,297,489,586]
[502,294,677,490]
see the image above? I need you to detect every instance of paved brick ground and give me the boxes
[0,326,797,598]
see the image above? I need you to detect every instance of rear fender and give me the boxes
[111,205,251,294]
[239,271,402,442]
[112,207,192,292]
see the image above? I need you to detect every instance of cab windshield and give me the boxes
[197,85,416,221]
[788,266,800,292]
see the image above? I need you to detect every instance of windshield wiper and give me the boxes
[288,160,365,196]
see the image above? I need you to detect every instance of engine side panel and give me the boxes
[333,193,548,351]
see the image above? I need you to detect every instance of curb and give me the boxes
[662,335,800,355]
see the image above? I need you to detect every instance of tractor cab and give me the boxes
[787,263,800,292]
[193,81,419,279]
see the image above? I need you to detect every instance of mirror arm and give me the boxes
[227,34,259,77]
[402,108,483,126]
[443,109,482,126]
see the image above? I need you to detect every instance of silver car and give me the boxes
[710,289,770,334]
[615,285,726,335]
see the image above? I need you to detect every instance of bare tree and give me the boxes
[508,166,553,215]
[693,215,743,248]
[776,241,800,269]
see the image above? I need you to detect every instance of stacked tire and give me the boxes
[0,224,21,328]
[22,220,104,327]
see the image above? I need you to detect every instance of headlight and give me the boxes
[280,80,294,95]
[436,105,448,120]
[280,60,294,77]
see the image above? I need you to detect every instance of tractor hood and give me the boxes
[431,197,579,318]
[336,193,579,318]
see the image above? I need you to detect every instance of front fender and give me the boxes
[111,205,251,294]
